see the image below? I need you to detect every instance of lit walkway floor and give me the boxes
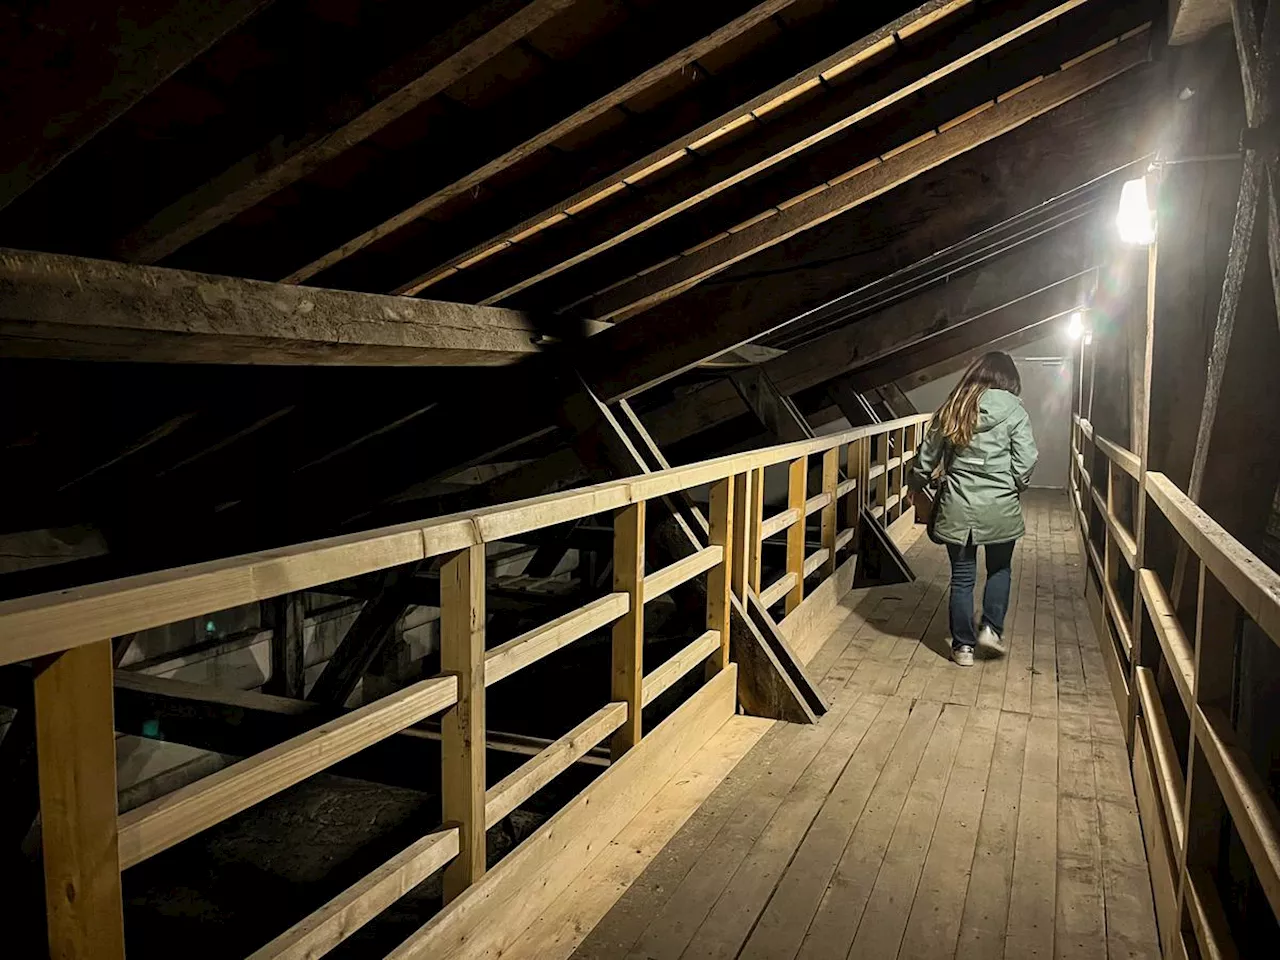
[535,490,1161,960]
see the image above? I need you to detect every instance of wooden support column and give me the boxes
[440,545,486,903]
[612,502,645,758]
[820,449,838,579]
[706,478,734,676]
[33,639,126,959]
[264,593,305,699]
[785,456,806,615]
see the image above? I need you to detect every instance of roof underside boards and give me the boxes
[0,0,1163,591]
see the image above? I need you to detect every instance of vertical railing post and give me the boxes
[706,477,735,675]
[785,455,807,615]
[875,430,890,521]
[1171,562,1234,955]
[846,439,863,533]
[612,500,645,759]
[731,472,752,602]
[748,467,765,594]
[820,448,838,579]
[34,639,126,959]
[441,543,486,902]
[1104,460,1118,600]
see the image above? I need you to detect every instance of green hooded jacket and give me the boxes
[907,388,1038,546]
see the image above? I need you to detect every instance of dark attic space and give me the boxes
[1,1,1279,958]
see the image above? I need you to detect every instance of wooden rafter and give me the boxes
[400,0,1060,301]
[644,213,1096,446]
[573,30,1150,323]
[0,0,271,214]
[0,248,563,366]
[279,0,806,285]
[114,0,580,265]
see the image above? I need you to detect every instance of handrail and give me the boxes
[0,412,930,666]
[16,408,932,957]
[1145,472,1280,644]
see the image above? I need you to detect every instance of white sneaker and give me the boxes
[977,624,1006,658]
[953,645,975,667]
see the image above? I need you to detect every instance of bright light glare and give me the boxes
[1117,176,1156,244]
[1083,332,1093,345]
[1067,311,1084,340]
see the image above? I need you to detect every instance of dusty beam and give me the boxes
[0,248,556,365]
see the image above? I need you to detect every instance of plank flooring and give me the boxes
[563,491,1160,960]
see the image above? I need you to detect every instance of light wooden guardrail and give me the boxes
[1070,415,1280,958]
[1,410,930,960]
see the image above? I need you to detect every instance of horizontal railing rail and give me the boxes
[8,410,931,960]
[1069,413,1280,955]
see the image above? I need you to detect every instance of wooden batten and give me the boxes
[117,672,459,869]
[484,702,628,828]
[485,592,630,686]
[642,630,721,707]
[643,545,725,601]
[247,828,461,960]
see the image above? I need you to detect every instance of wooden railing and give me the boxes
[0,412,929,960]
[1070,414,1280,957]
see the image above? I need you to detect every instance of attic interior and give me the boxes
[1,1,1278,958]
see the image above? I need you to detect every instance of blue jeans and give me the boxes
[946,540,1016,650]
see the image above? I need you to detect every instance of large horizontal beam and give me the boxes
[574,30,1149,324]
[0,249,560,365]
[115,0,577,265]
[0,0,270,214]
[424,0,1087,305]
[644,213,1096,445]
[281,0,805,285]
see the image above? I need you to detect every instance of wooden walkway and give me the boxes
[534,491,1161,960]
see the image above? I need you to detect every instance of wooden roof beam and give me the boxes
[395,0,1003,300]
[574,29,1150,325]
[1168,0,1232,45]
[0,0,271,214]
[0,248,563,366]
[644,216,1096,446]
[280,0,807,286]
[893,319,1071,393]
[829,273,1092,394]
[114,0,580,265]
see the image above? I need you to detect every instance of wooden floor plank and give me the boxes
[955,710,1031,960]
[1055,711,1107,960]
[898,707,1001,960]
[513,715,773,960]
[1002,510,1040,714]
[738,697,915,960]
[794,700,945,960]
[679,694,890,960]
[562,493,1159,960]
[1031,507,1060,719]
[1003,712,1060,959]
[847,702,971,958]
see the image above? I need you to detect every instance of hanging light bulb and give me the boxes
[1066,311,1084,340]
[1117,176,1156,244]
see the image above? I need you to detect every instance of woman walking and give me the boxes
[908,352,1038,666]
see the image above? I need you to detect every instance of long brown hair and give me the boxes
[932,352,1022,449]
